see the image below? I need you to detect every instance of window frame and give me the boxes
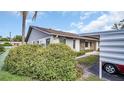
[59,37,66,44]
[37,41,39,44]
[90,42,92,47]
[85,42,88,47]
[46,38,50,46]
[73,39,75,49]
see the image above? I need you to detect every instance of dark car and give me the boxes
[103,63,124,74]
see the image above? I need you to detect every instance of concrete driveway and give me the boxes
[88,63,124,81]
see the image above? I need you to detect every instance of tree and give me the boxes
[0,37,9,41]
[20,11,37,44]
[112,19,124,30]
[13,35,22,42]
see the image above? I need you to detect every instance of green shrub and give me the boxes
[0,38,9,41]
[2,42,12,46]
[3,44,78,80]
[0,45,5,53]
[84,49,94,53]
[76,50,85,56]
[3,44,42,75]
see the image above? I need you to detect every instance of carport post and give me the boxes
[99,60,102,79]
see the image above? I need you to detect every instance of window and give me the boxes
[85,42,88,47]
[73,40,75,49]
[59,37,66,44]
[46,38,50,46]
[37,41,39,44]
[32,41,35,44]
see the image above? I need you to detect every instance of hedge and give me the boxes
[76,50,85,56]
[84,49,94,53]
[2,42,12,46]
[0,45,5,54]
[76,49,94,57]
[3,44,78,80]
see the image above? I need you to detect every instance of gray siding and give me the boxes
[100,31,124,65]
[28,29,49,42]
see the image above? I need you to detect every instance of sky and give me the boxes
[0,11,124,37]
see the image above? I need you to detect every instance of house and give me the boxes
[26,26,99,52]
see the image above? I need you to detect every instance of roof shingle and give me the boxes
[31,26,81,39]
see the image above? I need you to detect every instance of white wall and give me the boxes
[75,39,80,51]
[39,37,80,51]
[96,41,99,50]
[66,38,80,52]
[38,36,52,46]
[51,36,59,43]
[30,35,59,46]
[66,38,73,49]
[27,29,80,51]
[28,29,49,43]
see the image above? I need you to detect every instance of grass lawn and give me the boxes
[77,55,99,66]
[0,48,10,69]
[77,55,101,81]
[0,71,32,81]
[0,48,33,81]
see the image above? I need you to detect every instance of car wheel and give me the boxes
[103,64,117,74]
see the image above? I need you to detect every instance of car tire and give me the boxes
[103,63,118,74]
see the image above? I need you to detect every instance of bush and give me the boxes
[3,42,12,46]
[76,50,85,56]
[0,45,5,53]
[3,44,78,80]
[84,49,94,53]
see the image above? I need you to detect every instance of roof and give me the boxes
[80,30,124,36]
[32,26,81,38]
[79,30,124,39]
[26,26,98,42]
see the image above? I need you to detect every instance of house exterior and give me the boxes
[26,26,99,52]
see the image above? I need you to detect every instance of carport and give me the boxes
[80,30,124,79]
